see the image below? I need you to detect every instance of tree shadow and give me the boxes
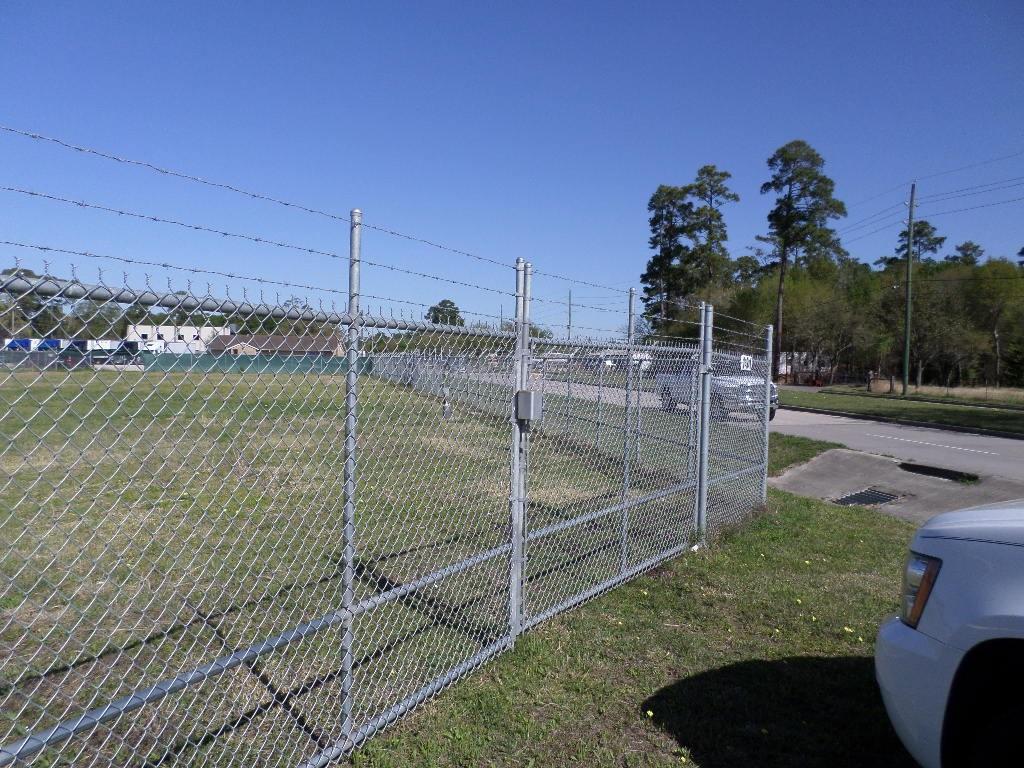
[643,656,916,767]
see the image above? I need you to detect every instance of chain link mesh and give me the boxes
[0,264,770,766]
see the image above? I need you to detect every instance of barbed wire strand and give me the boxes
[1,185,344,259]
[0,124,514,270]
[530,268,630,294]
[0,240,347,297]
[2,186,516,296]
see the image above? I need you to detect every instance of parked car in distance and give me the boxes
[656,364,778,420]
[875,499,1024,767]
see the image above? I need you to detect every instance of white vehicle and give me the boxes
[656,367,778,420]
[875,499,1024,767]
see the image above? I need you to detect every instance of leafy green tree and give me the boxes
[642,184,694,331]
[641,167,738,333]
[967,259,1024,386]
[688,165,740,286]
[426,299,465,326]
[759,140,847,377]
[896,219,946,264]
[946,240,984,266]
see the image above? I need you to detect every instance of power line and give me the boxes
[843,219,905,246]
[917,175,1024,201]
[838,202,906,234]
[846,148,1024,208]
[842,193,1024,248]
[917,194,1024,219]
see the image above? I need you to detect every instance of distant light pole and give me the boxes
[902,182,916,397]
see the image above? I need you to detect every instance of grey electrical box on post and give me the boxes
[515,390,543,424]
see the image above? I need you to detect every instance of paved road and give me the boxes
[772,408,1024,482]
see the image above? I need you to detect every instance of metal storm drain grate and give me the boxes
[833,488,899,506]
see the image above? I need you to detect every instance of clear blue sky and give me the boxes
[1,0,1022,335]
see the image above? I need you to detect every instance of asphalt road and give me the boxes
[772,408,1024,482]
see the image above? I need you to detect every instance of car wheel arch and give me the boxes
[942,637,1024,766]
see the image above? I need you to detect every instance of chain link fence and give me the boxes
[0,216,771,767]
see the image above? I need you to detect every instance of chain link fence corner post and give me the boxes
[695,302,714,544]
[509,258,527,641]
[341,207,362,744]
[761,323,774,504]
[619,286,636,573]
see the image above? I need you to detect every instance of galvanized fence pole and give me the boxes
[619,287,636,573]
[761,323,773,503]
[596,356,603,449]
[509,258,526,640]
[341,208,362,742]
[633,358,643,464]
[695,302,714,543]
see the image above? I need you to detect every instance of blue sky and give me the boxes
[1,0,1022,335]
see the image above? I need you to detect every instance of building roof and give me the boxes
[207,334,340,354]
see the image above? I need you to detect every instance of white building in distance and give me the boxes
[126,324,231,354]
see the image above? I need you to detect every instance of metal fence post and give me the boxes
[761,323,773,503]
[695,302,713,543]
[509,259,526,640]
[341,208,361,742]
[619,287,636,573]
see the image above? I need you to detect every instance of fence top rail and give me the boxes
[534,336,700,353]
[0,274,516,339]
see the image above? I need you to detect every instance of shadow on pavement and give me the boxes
[643,655,916,767]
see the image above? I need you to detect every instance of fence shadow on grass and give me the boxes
[643,655,915,768]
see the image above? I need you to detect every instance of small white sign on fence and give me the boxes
[739,354,753,372]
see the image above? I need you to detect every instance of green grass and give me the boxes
[768,433,842,477]
[821,383,1024,409]
[780,387,1024,435]
[0,361,853,767]
[348,485,915,768]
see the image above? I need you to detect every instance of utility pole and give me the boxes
[902,182,916,397]
[567,289,572,340]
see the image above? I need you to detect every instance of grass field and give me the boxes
[0,356,769,767]
[821,383,1024,410]
[767,433,843,476]
[345,436,914,767]
[780,386,1024,435]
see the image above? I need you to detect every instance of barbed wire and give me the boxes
[0,240,347,297]
[358,221,512,270]
[530,268,630,294]
[1,185,515,295]
[358,259,513,296]
[359,292,504,322]
[1,185,344,259]
[530,295,623,313]
[0,125,517,271]
[0,125,351,222]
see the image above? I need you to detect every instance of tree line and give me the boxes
[641,141,1024,388]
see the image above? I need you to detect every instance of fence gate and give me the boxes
[0,219,771,767]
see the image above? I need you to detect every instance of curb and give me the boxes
[778,404,1024,442]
